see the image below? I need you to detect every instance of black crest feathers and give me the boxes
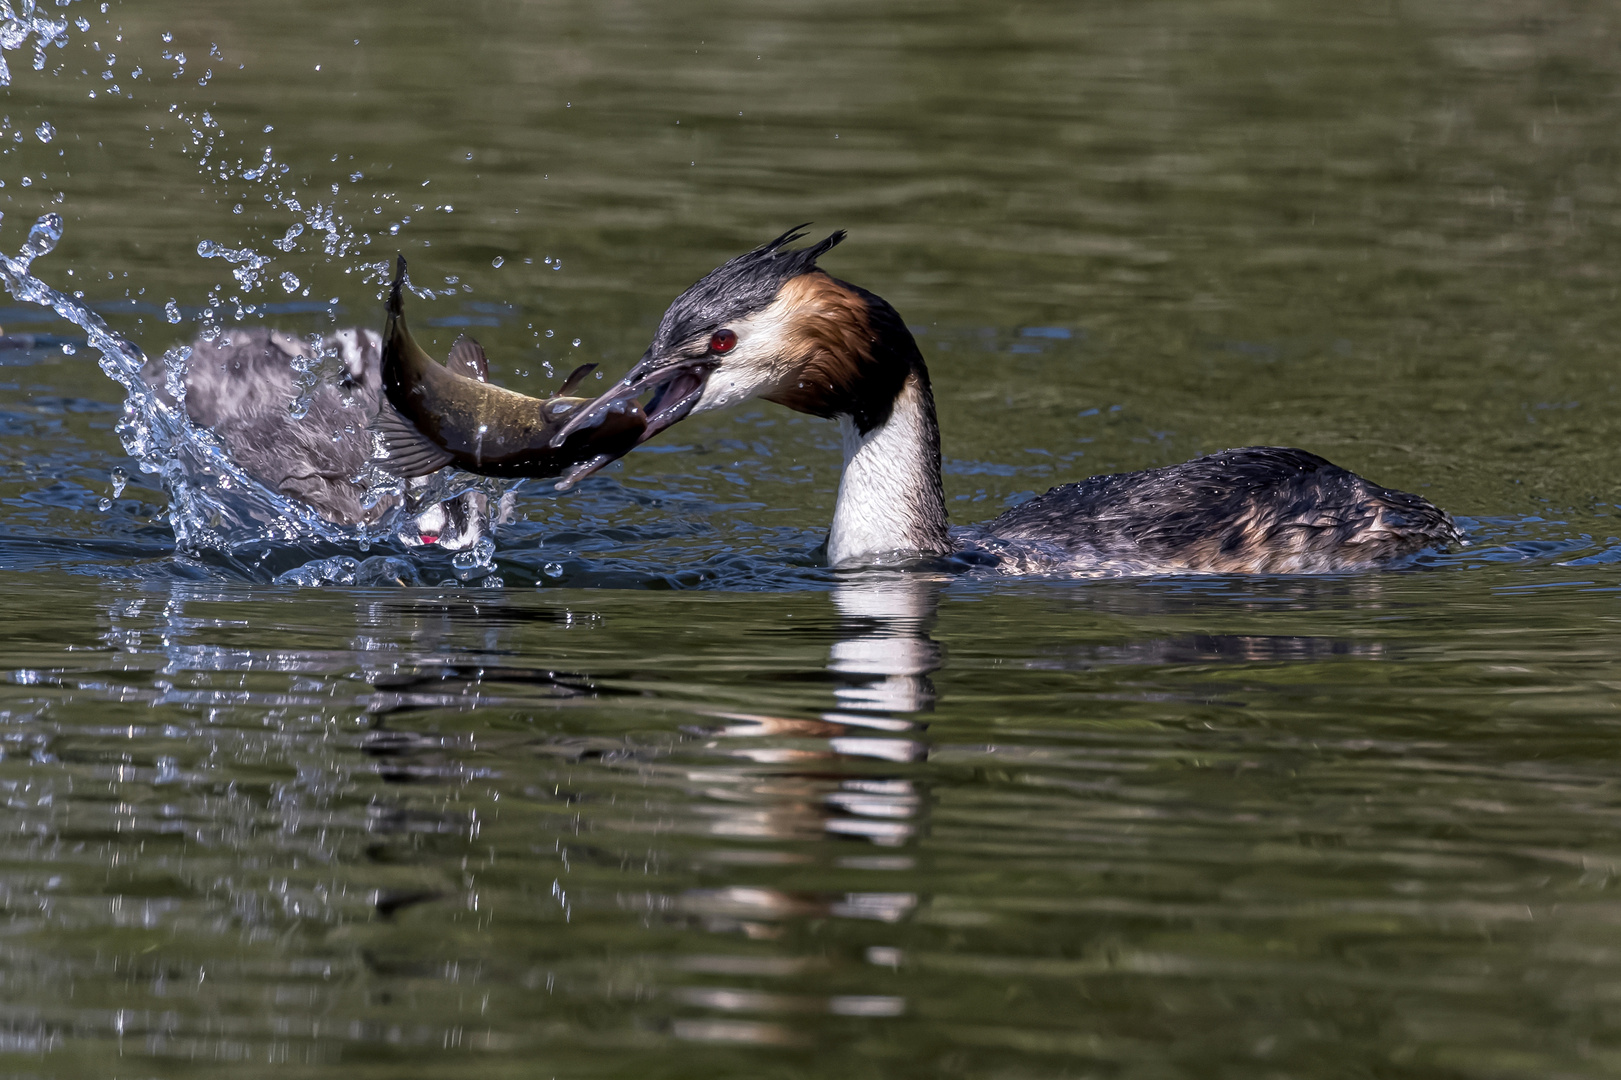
[649,225,847,354]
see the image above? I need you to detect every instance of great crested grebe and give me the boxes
[554,227,1462,574]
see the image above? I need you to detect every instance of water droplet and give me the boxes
[20,213,61,266]
[279,271,300,293]
[34,122,53,144]
[491,256,504,268]
[164,299,181,323]
[110,467,127,498]
[60,341,75,355]
[161,30,172,42]
[271,222,303,252]
[572,338,581,348]
[543,562,564,579]
[97,496,112,512]
[545,329,554,338]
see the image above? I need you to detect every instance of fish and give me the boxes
[374,255,647,485]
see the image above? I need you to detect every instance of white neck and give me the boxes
[827,372,950,566]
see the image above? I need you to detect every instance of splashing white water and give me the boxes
[0,211,468,567]
[0,4,528,583]
[196,238,271,291]
[0,1,69,88]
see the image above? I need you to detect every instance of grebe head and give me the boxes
[553,226,920,466]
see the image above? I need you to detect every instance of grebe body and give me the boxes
[557,228,1461,575]
[978,445,1456,574]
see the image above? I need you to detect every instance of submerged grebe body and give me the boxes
[143,327,496,550]
[559,228,1461,574]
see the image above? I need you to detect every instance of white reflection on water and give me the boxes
[689,574,942,842]
[653,578,938,1038]
[828,574,943,716]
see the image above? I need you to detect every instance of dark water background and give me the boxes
[2,0,1621,1076]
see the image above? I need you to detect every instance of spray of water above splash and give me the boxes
[0,1,69,89]
[0,3,583,587]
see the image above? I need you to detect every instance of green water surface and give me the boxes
[1,1,1620,1076]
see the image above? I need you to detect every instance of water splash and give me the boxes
[452,536,498,582]
[196,238,271,291]
[272,554,426,588]
[15,210,57,269]
[0,211,520,579]
[0,6,531,586]
[0,1,69,88]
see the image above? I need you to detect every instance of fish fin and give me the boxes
[554,362,597,397]
[446,336,489,382]
[553,453,614,492]
[372,401,455,478]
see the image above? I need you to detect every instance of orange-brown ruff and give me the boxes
[761,272,908,423]
[559,227,1462,575]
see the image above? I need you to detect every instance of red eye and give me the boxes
[709,328,737,354]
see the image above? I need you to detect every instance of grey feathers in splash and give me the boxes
[144,328,392,527]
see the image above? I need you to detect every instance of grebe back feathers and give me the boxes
[985,445,1458,574]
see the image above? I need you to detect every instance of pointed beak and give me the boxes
[545,349,716,487]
